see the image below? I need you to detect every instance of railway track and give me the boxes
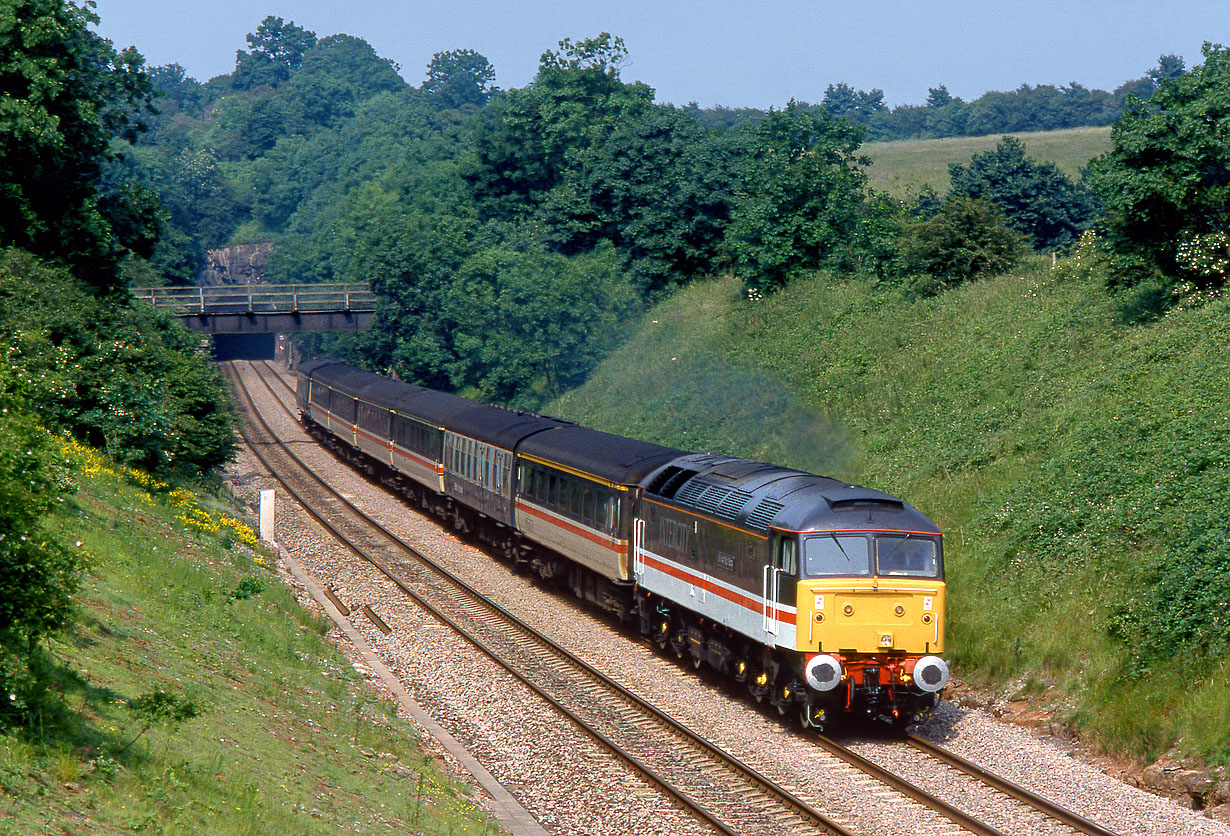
[235,359,1124,836]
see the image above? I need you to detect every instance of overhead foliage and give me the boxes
[1088,43,1230,317]
[0,0,159,291]
[726,101,869,293]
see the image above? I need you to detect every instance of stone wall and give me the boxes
[199,242,275,286]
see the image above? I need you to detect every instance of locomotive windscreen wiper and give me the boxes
[830,533,855,563]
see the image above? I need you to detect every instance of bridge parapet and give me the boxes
[132,283,377,315]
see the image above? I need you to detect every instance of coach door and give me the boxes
[632,516,646,583]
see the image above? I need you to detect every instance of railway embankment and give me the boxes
[549,262,1230,793]
[0,441,498,835]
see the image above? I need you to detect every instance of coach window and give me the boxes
[602,495,618,533]
[582,486,596,527]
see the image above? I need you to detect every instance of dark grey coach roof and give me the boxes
[445,403,567,450]
[517,426,685,485]
[300,359,473,426]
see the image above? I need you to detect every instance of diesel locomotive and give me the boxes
[296,359,949,729]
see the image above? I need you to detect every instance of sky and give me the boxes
[89,1,1229,109]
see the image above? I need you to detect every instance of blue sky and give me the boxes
[90,1,1228,108]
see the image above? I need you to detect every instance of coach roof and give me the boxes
[445,403,567,450]
[518,426,684,485]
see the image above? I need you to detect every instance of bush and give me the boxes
[0,380,82,720]
[896,197,1025,295]
[0,249,235,477]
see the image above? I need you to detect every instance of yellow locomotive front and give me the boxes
[789,529,948,726]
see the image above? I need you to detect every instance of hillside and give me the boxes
[863,126,1113,195]
[549,261,1230,765]
[0,443,495,835]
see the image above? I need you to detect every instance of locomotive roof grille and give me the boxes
[650,466,700,499]
[673,480,754,520]
[746,498,784,530]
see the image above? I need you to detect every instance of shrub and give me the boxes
[895,197,1025,295]
[0,379,83,721]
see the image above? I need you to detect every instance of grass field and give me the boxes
[0,446,499,836]
[863,126,1114,196]
[550,260,1230,767]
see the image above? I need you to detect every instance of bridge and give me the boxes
[132,283,377,334]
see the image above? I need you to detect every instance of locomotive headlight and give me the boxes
[804,654,843,692]
[912,655,950,693]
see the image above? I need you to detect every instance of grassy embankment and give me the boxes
[549,260,1230,766]
[0,442,499,835]
[863,125,1113,196]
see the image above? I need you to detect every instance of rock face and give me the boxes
[199,243,275,286]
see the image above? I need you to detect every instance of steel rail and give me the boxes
[226,361,854,836]
[813,735,1008,836]
[905,734,1120,836]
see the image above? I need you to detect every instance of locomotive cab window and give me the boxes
[875,535,941,578]
[774,537,797,574]
[803,534,872,577]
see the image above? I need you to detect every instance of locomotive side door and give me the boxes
[762,534,796,647]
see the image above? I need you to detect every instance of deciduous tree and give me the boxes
[948,136,1098,251]
[0,0,158,290]
[1088,43,1230,313]
[725,101,868,292]
[422,49,496,110]
[233,15,317,90]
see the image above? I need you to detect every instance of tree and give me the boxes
[0,250,235,476]
[540,106,741,296]
[0,0,159,290]
[1088,43,1230,311]
[896,197,1025,294]
[465,33,654,219]
[442,245,639,406]
[422,49,496,110]
[725,101,869,292]
[822,83,887,124]
[926,85,955,108]
[233,16,317,90]
[948,136,1098,251]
